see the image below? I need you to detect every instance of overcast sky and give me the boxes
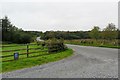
[1,1,118,32]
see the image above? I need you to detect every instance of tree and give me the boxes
[2,16,33,44]
[2,16,11,41]
[89,26,100,39]
[102,23,117,40]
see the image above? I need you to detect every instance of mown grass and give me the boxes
[64,39,120,49]
[1,43,73,73]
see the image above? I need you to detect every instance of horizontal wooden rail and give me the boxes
[2,51,52,62]
[1,43,37,47]
[1,49,48,58]
[2,48,27,52]
[2,47,42,52]
[28,48,42,50]
[0,54,13,58]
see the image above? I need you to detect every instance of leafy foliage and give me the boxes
[41,23,119,40]
[45,38,67,53]
[101,23,118,40]
[89,26,100,39]
[41,31,90,40]
[2,16,35,44]
[1,16,119,44]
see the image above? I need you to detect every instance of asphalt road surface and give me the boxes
[2,44,118,78]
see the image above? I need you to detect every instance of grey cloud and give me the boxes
[1,2,118,31]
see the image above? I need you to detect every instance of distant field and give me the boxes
[64,39,120,49]
[1,43,73,73]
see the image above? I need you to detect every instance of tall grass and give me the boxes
[64,39,120,49]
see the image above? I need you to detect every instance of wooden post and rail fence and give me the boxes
[0,44,48,62]
[1,42,66,62]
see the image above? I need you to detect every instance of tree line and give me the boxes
[1,16,41,44]
[1,16,119,44]
[89,24,119,40]
[41,24,119,40]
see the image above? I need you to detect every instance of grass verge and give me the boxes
[64,40,120,49]
[2,48,73,73]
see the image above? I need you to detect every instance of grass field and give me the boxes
[64,39,120,49]
[2,43,48,61]
[1,43,73,73]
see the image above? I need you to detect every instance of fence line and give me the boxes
[1,43,37,47]
[2,51,49,62]
[1,49,48,58]
[1,44,48,62]
[2,47,43,52]
[2,42,65,62]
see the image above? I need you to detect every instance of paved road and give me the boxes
[2,44,118,78]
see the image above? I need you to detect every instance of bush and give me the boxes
[45,38,67,53]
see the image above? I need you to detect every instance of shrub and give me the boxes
[45,38,67,53]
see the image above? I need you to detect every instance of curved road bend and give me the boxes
[2,44,118,78]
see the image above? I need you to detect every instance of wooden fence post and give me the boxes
[27,44,29,57]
